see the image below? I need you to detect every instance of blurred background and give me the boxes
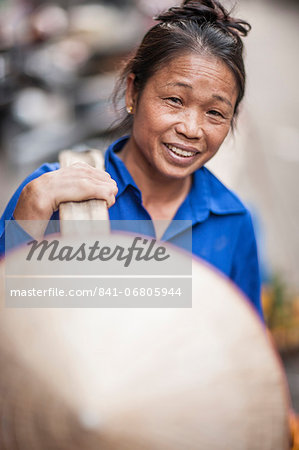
[0,0,298,409]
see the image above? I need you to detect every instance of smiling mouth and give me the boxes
[164,143,198,158]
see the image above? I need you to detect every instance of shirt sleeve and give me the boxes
[0,162,59,258]
[230,210,264,322]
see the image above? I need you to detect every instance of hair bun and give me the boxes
[156,0,251,37]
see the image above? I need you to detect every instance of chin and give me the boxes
[159,167,195,180]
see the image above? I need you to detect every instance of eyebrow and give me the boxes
[165,82,192,89]
[212,94,233,109]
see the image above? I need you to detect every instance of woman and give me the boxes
[0,0,263,320]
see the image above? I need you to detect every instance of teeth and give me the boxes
[165,144,194,157]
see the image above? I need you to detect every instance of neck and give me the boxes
[118,140,192,210]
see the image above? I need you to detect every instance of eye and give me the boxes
[165,97,183,105]
[207,110,225,118]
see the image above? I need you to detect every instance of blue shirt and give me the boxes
[0,136,263,320]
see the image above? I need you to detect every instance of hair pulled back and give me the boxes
[114,0,251,131]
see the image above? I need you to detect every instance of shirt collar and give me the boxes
[201,167,246,215]
[105,135,246,223]
[105,135,141,201]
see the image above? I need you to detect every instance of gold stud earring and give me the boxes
[126,105,133,114]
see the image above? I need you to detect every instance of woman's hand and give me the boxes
[13,162,118,237]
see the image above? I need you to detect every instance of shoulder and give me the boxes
[199,166,247,215]
[29,162,60,177]
[11,161,60,197]
[12,162,60,199]
[0,162,60,227]
[13,162,60,188]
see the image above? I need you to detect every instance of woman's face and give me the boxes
[125,52,238,180]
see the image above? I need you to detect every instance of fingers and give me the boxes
[42,164,118,212]
[92,183,117,208]
[68,163,118,206]
[79,178,118,208]
[69,162,112,182]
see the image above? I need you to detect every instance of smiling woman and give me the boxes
[117,53,238,224]
[0,0,263,319]
[120,54,237,180]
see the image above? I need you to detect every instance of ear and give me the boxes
[125,73,138,112]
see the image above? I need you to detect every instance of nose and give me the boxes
[175,110,204,140]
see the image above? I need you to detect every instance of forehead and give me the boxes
[148,52,238,100]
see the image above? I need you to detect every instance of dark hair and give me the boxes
[113,0,251,132]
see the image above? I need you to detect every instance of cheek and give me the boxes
[137,110,173,138]
[206,125,231,151]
